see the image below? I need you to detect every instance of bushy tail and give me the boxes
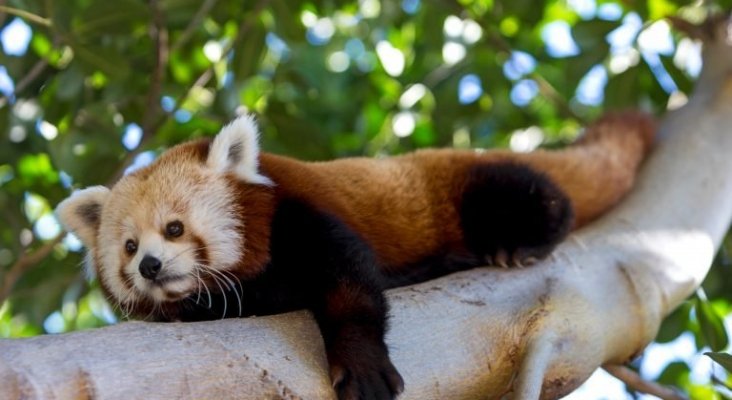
[517,111,657,228]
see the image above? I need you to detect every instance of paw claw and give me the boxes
[495,249,509,268]
[489,249,548,269]
[329,347,404,400]
[330,365,346,388]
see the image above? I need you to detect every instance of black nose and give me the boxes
[139,255,162,280]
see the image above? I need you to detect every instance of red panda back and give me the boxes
[258,112,655,269]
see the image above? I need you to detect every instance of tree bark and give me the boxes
[3,17,732,400]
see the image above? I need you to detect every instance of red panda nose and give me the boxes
[139,255,162,280]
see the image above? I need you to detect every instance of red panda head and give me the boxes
[56,115,273,319]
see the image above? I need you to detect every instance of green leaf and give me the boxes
[604,65,641,109]
[659,55,694,95]
[232,17,267,80]
[657,361,690,386]
[501,0,543,25]
[705,352,732,374]
[67,40,131,79]
[657,302,692,343]
[571,20,620,52]
[55,63,85,100]
[159,0,202,27]
[17,154,59,186]
[75,0,150,36]
[648,0,678,20]
[696,296,729,352]
[271,0,305,41]
[562,20,619,89]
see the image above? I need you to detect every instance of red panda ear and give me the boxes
[207,114,273,185]
[55,186,110,248]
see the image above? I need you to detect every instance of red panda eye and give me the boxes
[165,221,184,238]
[125,240,137,255]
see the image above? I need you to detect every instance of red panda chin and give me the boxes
[146,279,196,302]
[158,290,192,302]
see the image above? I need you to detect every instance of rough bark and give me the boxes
[2,18,732,400]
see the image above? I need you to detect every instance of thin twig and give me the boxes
[14,59,49,95]
[0,58,49,107]
[0,0,9,28]
[712,373,732,391]
[532,73,582,122]
[0,235,63,305]
[141,0,168,138]
[170,0,219,54]
[0,5,51,27]
[604,365,689,400]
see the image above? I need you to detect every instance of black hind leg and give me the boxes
[459,162,574,267]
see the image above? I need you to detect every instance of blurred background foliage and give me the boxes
[0,0,731,398]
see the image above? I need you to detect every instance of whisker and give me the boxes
[115,285,139,320]
[219,269,244,317]
[204,266,242,318]
[192,270,202,305]
[200,267,228,319]
[192,266,212,308]
[220,270,244,299]
[144,302,156,321]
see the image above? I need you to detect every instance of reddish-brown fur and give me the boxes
[243,112,655,272]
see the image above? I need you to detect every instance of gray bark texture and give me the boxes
[3,17,732,400]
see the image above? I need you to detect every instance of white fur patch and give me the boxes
[207,114,273,186]
[55,186,110,247]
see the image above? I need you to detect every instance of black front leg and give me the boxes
[313,270,403,400]
[270,199,404,400]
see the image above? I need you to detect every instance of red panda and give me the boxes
[56,111,655,400]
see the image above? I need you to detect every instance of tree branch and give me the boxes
[0,58,49,108]
[0,235,62,305]
[603,365,688,400]
[0,5,51,27]
[140,0,168,139]
[169,0,218,54]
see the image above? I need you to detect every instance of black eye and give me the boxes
[165,221,184,238]
[125,239,137,255]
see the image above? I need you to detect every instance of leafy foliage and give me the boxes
[0,0,730,397]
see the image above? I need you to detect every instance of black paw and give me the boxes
[460,162,574,266]
[328,345,404,400]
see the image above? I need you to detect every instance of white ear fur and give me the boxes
[55,186,110,248]
[207,114,273,186]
